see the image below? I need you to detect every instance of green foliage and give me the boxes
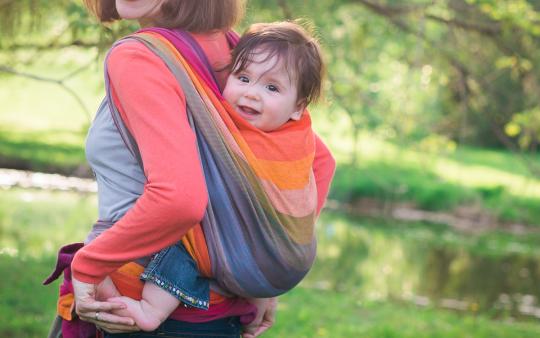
[330,162,478,211]
[329,146,540,225]
[0,129,88,176]
[486,194,540,224]
[3,0,540,157]
[505,107,540,151]
[0,0,60,38]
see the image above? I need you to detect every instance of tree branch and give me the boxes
[0,0,16,8]
[351,0,435,17]
[276,0,293,20]
[0,64,93,123]
[5,40,104,51]
[425,13,500,36]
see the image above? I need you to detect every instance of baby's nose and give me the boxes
[244,87,260,100]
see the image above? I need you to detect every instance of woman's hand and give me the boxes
[242,297,278,338]
[72,277,140,333]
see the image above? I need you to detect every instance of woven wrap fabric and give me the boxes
[105,28,318,298]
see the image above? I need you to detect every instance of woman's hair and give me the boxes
[83,0,245,32]
[230,21,325,105]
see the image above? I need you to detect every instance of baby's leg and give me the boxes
[96,276,121,301]
[108,281,180,332]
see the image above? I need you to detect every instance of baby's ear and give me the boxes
[290,111,302,121]
[291,99,307,120]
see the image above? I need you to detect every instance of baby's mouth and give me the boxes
[237,105,261,117]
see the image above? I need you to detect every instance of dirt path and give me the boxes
[0,168,96,192]
[325,198,540,235]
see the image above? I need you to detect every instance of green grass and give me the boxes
[330,160,540,226]
[2,189,540,337]
[6,253,540,338]
[0,128,89,176]
[4,255,540,338]
[0,188,97,257]
[0,254,59,338]
[272,288,540,338]
[331,162,478,211]
[0,189,95,337]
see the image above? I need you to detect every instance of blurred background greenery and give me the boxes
[2,0,540,337]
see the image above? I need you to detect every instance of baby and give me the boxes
[97,21,325,331]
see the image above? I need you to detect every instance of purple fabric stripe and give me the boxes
[138,28,222,96]
[226,30,240,46]
[43,242,84,285]
[43,242,101,338]
[174,30,217,80]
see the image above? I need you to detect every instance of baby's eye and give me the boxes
[238,75,249,83]
[266,84,279,92]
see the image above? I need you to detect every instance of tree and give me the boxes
[2,0,540,161]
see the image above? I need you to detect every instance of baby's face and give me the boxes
[223,50,304,132]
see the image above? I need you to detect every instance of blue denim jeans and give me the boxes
[141,242,210,310]
[103,317,241,338]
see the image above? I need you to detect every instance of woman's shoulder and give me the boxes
[106,39,163,72]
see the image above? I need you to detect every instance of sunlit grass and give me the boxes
[2,190,540,337]
[0,188,96,336]
[434,159,540,199]
[0,129,88,175]
[0,47,103,132]
[311,115,540,198]
[274,288,540,338]
[0,188,96,258]
[339,134,540,199]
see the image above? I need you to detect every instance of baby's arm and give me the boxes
[106,281,180,332]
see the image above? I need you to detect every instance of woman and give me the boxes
[69,1,335,337]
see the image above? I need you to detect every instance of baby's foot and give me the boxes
[109,296,165,332]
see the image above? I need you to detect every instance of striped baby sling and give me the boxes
[105,28,318,298]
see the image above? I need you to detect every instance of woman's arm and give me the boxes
[72,42,208,285]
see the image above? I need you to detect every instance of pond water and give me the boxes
[307,212,540,321]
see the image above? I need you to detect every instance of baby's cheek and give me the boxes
[222,84,234,102]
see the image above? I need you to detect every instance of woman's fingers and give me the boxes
[77,300,127,313]
[242,324,257,338]
[252,320,273,337]
[95,322,140,333]
[96,322,139,332]
[252,297,277,337]
[79,311,135,326]
[73,277,126,316]
[72,276,137,333]
[242,297,278,338]
[92,311,134,325]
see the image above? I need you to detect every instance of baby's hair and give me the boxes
[230,21,325,105]
[83,0,245,32]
